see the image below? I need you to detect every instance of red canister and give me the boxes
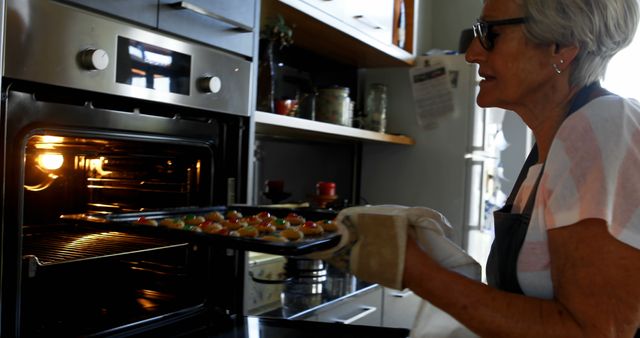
[316,181,336,196]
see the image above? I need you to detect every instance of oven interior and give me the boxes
[23,134,213,220]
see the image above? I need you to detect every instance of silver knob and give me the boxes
[79,48,109,71]
[197,76,222,93]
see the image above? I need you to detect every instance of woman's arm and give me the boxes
[403,218,640,337]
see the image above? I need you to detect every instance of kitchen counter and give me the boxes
[249,264,377,320]
[210,316,409,338]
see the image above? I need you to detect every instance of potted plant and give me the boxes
[257,15,294,113]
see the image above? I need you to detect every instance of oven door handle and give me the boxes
[170,1,253,33]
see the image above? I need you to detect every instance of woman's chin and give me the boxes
[475,94,495,108]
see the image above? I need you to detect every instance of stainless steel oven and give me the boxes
[1,0,252,336]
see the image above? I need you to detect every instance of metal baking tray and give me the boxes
[61,205,340,256]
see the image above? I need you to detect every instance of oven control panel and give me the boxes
[4,0,251,117]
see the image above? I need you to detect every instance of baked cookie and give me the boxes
[159,218,185,229]
[237,226,259,238]
[284,213,305,226]
[184,214,206,225]
[300,221,324,236]
[281,227,304,241]
[133,217,158,226]
[204,211,225,222]
[317,219,338,232]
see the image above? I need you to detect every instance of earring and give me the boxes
[552,59,564,74]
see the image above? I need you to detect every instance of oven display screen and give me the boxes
[116,37,191,95]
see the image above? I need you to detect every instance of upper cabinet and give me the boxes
[299,0,393,45]
[261,0,416,67]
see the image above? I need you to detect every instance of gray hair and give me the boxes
[521,0,639,88]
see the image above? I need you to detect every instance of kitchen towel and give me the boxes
[309,205,481,290]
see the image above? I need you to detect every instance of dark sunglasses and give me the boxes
[472,17,526,50]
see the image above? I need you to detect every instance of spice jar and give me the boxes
[364,83,388,133]
[315,87,351,126]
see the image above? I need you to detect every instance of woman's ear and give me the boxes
[554,43,579,66]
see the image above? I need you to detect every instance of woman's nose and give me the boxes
[465,37,485,64]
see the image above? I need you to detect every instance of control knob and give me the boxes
[78,48,109,71]
[197,76,222,93]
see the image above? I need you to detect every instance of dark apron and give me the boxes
[486,82,611,293]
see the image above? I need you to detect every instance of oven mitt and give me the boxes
[407,207,482,282]
[307,205,481,290]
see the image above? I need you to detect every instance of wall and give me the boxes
[417,0,483,53]
[253,137,356,207]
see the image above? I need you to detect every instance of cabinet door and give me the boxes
[346,0,394,45]
[382,288,422,329]
[58,0,158,27]
[158,0,257,57]
[299,0,348,22]
[299,0,394,45]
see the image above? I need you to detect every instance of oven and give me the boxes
[0,1,411,337]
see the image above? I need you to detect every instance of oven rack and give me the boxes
[22,228,188,277]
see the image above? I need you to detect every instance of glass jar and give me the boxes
[315,87,351,126]
[364,83,388,133]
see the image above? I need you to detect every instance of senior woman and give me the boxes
[402,0,640,337]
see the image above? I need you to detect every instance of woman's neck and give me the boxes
[517,85,579,162]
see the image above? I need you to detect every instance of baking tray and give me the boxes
[61,205,340,256]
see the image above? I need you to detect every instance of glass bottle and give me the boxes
[365,83,388,133]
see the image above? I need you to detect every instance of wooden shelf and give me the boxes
[254,111,415,145]
[262,0,415,68]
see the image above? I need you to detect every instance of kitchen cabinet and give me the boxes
[347,0,395,46]
[382,288,422,329]
[261,0,416,67]
[56,0,259,58]
[299,0,394,46]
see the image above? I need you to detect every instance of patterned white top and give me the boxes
[511,95,640,299]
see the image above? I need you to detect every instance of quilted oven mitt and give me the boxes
[308,205,481,290]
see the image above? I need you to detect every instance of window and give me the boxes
[602,26,640,100]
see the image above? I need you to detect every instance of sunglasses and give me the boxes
[472,17,526,51]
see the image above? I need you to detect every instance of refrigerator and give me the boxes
[359,54,532,277]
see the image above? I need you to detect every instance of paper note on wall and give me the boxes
[410,64,455,128]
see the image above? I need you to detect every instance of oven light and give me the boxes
[34,136,65,150]
[41,135,64,144]
[37,153,64,170]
